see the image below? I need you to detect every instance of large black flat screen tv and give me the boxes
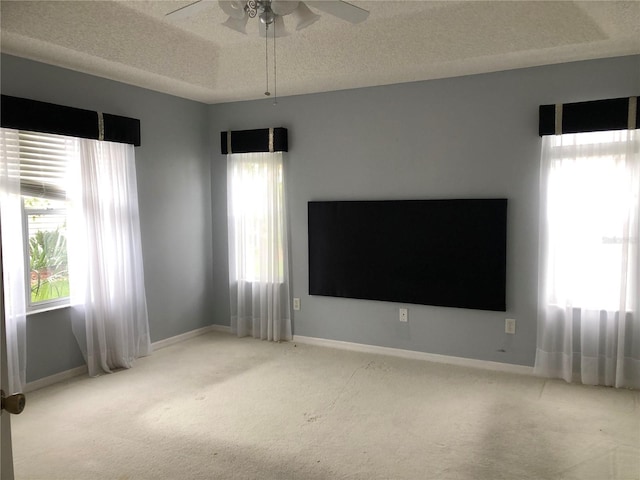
[308,199,507,311]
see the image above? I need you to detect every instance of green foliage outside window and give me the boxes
[29,229,69,303]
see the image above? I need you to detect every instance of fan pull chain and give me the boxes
[273,19,277,105]
[265,31,269,95]
[262,19,278,104]
[264,23,270,97]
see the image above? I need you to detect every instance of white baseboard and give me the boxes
[25,327,531,394]
[24,365,88,393]
[25,325,228,393]
[210,324,232,334]
[292,335,534,376]
[152,325,219,350]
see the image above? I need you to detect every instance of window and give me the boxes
[542,130,638,311]
[226,149,292,341]
[228,152,286,283]
[17,131,74,310]
[535,128,640,388]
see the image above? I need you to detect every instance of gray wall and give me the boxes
[1,54,214,382]
[2,53,638,381]
[209,55,640,367]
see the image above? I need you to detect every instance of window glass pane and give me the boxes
[230,154,285,283]
[24,196,69,304]
[545,130,637,310]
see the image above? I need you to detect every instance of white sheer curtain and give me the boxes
[67,138,151,376]
[535,129,640,389]
[227,151,292,341]
[0,128,27,393]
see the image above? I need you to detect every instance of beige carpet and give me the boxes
[11,332,640,480]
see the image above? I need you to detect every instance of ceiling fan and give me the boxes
[166,1,369,102]
[166,0,369,37]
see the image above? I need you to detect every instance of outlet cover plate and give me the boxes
[505,318,516,334]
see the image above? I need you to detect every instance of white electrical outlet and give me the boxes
[399,308,408,322]
[505,318,516,334]
[293,298,300,311]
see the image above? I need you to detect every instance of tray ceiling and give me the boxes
[1,1,638,104]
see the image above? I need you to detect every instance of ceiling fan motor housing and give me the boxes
[259,2,276,25]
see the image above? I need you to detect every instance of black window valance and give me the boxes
[221,127,288,154]
[1,94,141,146]
[539,96,638,136]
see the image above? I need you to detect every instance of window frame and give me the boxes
[16,130,73,313]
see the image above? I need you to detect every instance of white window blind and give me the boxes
[18,131,74,200]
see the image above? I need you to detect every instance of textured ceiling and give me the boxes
[1,1,639,104]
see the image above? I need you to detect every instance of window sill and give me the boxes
[27,302,71,317]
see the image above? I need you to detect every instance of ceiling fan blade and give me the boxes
[165,0,216,20]
[271,1,300,16]
[305,1,369,24]
[223,15,249,34]
[219,0,248,19]
[290,2,320,30]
